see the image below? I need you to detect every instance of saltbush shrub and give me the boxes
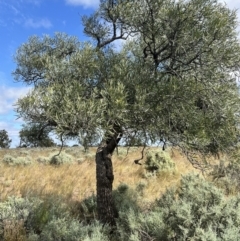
[113,184,140,213]
[49,152,73,165]
[2,155,32,166]
[154,174,240,240]
[210,159,240,195]
[115,174,240,241]
[25,195,71,235]
[116,209,165,241]
[1,175,240,241]
[0,197,41,240]
[40,219,110,241]
[75,195,97,222]
[144,150,175,174]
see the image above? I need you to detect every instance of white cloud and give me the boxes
[0,120,23,148]
[0,85,31,114]
[65,0,99,8]
[221,0,239,10]
[223,0,240,35]
[24,18,52,29]
[0,83,31,147]
[0,121,10,131]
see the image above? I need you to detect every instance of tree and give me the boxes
[18,124,55,148]
[13,0,240,226]
[0,130,12,149]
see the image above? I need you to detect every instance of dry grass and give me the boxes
[0,146,201,205]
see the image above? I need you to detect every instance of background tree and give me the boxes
[13,0,240,226]
[0,130,12,149]
[18,124,55,148]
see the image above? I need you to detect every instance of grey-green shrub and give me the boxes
[76,194,97,221]
[154,174,240,240]
[1,175,240,241]
[39,218,82,241]
[49,152,73,165]
[144,150,175,174]
[116,209,165,241]
[25,195,71,235]
[113,184,140,213]
[2,154,32,166]
[115,175,240,241]
[211,160,240,194]
[40,219,110,241]
[0,197,42,239]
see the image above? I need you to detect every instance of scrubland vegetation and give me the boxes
[1,146,240,240]
[4,0,240,238]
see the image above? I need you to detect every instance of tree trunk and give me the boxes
[95,124,122,226]
[96,146,117,226]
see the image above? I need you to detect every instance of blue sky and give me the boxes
[0,0,239,148]
[0,0,98,147]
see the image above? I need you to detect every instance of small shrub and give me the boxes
[0,197,41,240]
[49,152,73,165]
[3,155,32,166]
[39,218,81,241]
[113,184,140,213]
[116,175,240,241]
[25,195,71,235]
[26,232,39,241]
[40,219,110,241]
[2,155,17,165]
[116,209,165,241]
[144,151,175,174]
[210,159,240,195]
[75,195,97,222]
[155,174,240,240]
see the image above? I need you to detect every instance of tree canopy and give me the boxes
[0,130,12,149]
[13,0,240,224]
[18,124,56,148]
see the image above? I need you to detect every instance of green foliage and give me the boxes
[19,124,55,148]
[0,129,12,149]
[145,150,175,174]
[12,0,240,231]
[13,0,240,158]
[3,154,32,166]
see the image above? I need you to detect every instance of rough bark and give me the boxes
[96,147,117,226]
[96,125,122,226]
